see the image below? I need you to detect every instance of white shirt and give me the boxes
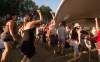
[57,26,66,39]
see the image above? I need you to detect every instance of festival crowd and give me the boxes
[0,10,100,62]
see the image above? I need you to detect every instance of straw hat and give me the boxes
[74,23,80,27]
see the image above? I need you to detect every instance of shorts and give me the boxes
[1,32,13,42]
[71,40,79,53]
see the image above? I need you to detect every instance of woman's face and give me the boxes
[76,26,81,31]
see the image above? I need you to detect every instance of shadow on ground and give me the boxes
[8,47,99,62]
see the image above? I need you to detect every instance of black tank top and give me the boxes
[71,28,78,40]
[22,27,36,41]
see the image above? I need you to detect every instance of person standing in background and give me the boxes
[70,23,81,60]
[57,23,66,55]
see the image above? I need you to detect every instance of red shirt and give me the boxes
[97,30,100,49]
[97,30,100,42]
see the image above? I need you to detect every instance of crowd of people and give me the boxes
[0,10,100,62]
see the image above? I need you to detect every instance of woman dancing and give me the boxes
[20,10,43,62]
[1,15,17,62]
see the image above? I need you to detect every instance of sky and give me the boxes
[33,0,62,12]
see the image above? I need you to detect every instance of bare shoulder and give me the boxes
[6,21,10,26]
[26,22,33,27]
[31,20,40,24]
[7,20,13,24]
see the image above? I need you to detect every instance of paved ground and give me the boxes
[7,46,99,62]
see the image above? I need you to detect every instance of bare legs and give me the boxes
[21,56,31,62]
[73,43,81,60]
[1,42,11,62]
[57,41,64,55]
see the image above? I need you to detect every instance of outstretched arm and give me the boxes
[95,18,99,32]
[8,21,16,41]
[32,10,43,24]
[37,10,43,21]
[50,11,56,25]
[50,11,55,20]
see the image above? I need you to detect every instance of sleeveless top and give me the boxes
[21,26,36,58]
[22,26,36,42]
[71,28,78,40]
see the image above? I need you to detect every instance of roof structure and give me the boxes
[55,0,100,24]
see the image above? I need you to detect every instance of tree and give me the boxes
[40,5,52,23]
[19,0,38,15]
[0,0,38,16]
[0,0,53,25]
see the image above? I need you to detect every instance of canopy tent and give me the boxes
[55,0,100,24]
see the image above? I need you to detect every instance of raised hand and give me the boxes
[50,11,53,14]
[37,10,41,13]
[50,11,55,20]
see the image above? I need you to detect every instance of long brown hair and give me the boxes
[23,14,30,26]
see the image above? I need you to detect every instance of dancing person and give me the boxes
[57,22,66,55]
[49,21,58,55]
[48,11,58,55]
[0,15,17,62]
[20,10,43,62]
[18,22,24,38]
[44,23,51,49]
[70,23,81,60]
[0,29,4,60]
[95,18,100,61]
[46,22,52,49]
[65,26,71,48]
[38,24,46,47]
[90,27,97,49]
[0,37,4,60]
[41,24,47,47]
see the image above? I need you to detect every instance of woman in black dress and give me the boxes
[21,10,43,62]
[1,15,17,62]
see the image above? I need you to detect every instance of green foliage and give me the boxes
[0,0,37,15]
[40,5,52,23]
[0,0,53,25]
[0,0,19,15]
